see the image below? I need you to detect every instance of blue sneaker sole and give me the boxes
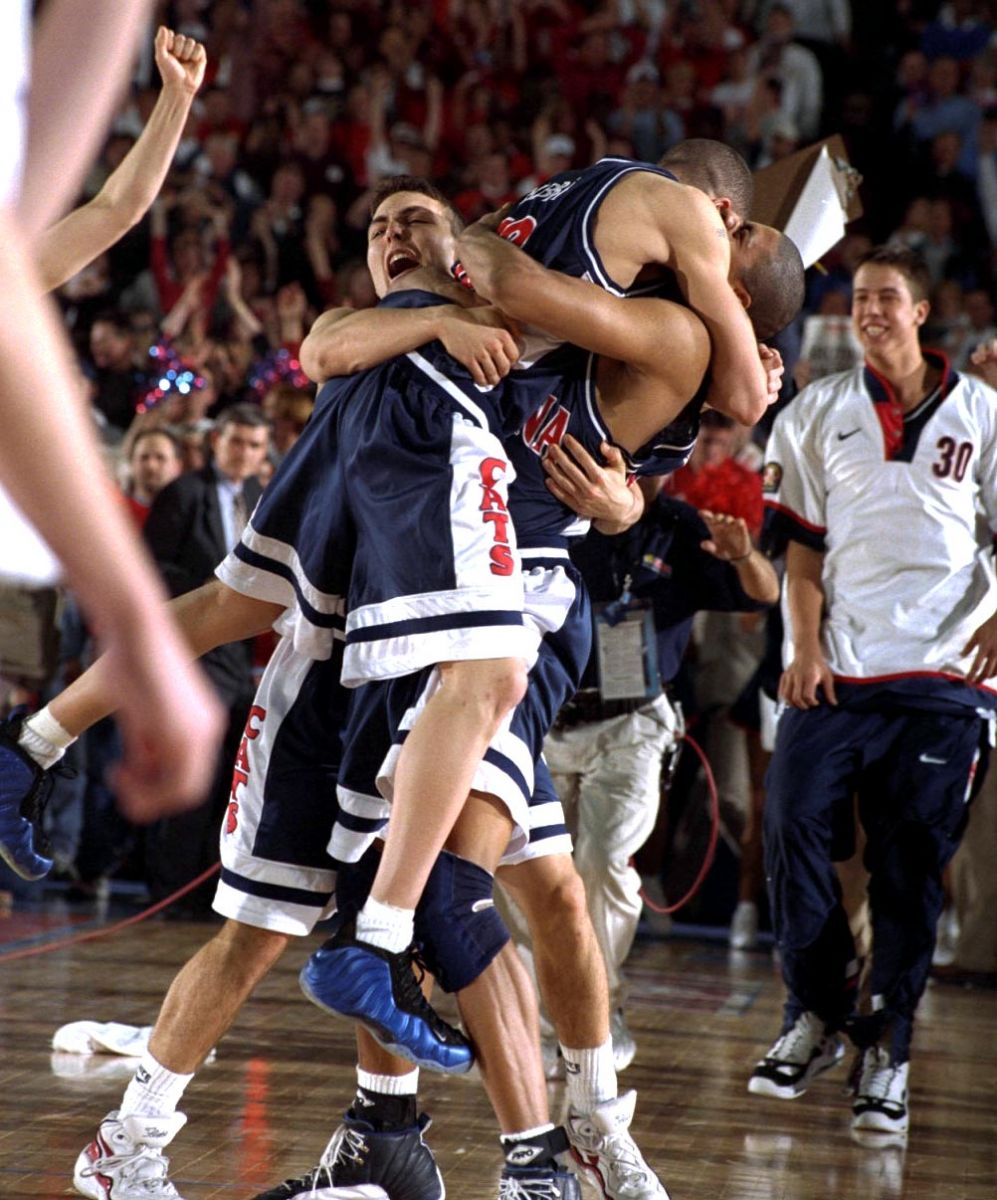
[299,960,473,1076]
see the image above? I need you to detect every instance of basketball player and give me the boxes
[27,162,801,1200]
[302,152,801,1073]
[749,245,997,1139]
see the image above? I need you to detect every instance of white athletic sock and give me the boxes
[561,1039,618,1111]
[501,1122,555,1143]
[120,1052,194,1119]
[356,896,414,953]
[357,1066,419,1096]
[18,707,75,769]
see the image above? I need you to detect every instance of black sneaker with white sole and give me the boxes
[748,1011,844,1099]
[251,1112,444,1200]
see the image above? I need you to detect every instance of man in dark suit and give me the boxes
[143,401,270,912]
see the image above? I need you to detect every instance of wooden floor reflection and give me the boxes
[1,906,994,1199]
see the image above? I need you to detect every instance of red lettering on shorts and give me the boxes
[246,705,266,738]
[489,545,515,574]
[225,706,266,836]
[483,511,511,543]
[479,457,514,576]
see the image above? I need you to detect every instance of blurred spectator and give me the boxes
[746,4,823,141]
[89,311,148,435]
[608,62,682,163]
[898,55,981,177]
[455,151,518,221]
[979,108,997,248]
[262,382,314,466]
[150,190,231,322]
[122,428,183,528]
[921,1,993,63]
[794,292,864,389]
[921,196,973,286]
[143,402,269,915]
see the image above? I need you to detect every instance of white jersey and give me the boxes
[763,351,997,710]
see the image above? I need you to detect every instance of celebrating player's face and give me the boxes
[851,264,929,357]
[367,192,457,297]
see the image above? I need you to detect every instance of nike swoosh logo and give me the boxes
[837,429,861,441]
[919,753,947,765]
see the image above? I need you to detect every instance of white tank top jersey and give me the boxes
[763,354,997,697]
[0,0,64,586]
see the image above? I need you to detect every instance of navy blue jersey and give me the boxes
[500,157,680,297]
[507,347,707,547]
[494,158,706,543]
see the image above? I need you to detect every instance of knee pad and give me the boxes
[414,850,509,993]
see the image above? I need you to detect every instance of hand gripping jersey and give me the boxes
[763,351,997,712]
[508,345,707,546]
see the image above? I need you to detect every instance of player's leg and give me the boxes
[848,710,989,1136]
[301,661,540,1073]
[301,793,579,1198]
[557,698,677,1065]
[1,581,281,880]
[367,656,528,913]
[748,705,873,1101]
[73,920,290,1200]
[74,643,344,1200]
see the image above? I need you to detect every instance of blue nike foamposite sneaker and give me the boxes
[0,714,54,881]
[300,918,474,1074]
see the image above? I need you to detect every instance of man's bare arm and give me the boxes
[780,540,836,709]
[49,581,283,738]
[457,222,708,390]
[300,302,520,387]
[0,205,223,820]
[35,28,206,293]
[699,511,779,605]
[599,179,772,424]
[20,0,156,239]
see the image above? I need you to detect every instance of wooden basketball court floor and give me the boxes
[1,904,994,1200]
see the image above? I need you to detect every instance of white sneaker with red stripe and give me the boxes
[73,1110,188,1200]
[566,1091,669,1200]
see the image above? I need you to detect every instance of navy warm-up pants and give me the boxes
[763,701,989,1061]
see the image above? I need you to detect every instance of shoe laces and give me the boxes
[498,1174,563,1200]
[769,1013,823,1063]
[19,761,74,851]
[81,1146,179,1196]
[392,946,467,1047]
[854,1047,905,1103]
[576,1122,653,1191]
[267,1126,368,1199]
[327,1124,369,1170]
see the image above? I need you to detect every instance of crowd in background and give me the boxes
[0,0,995,964]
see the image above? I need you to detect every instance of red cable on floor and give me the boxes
[0,861,221,965]
[638,731,720,916]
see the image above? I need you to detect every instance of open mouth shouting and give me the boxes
[387,250,421,280]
